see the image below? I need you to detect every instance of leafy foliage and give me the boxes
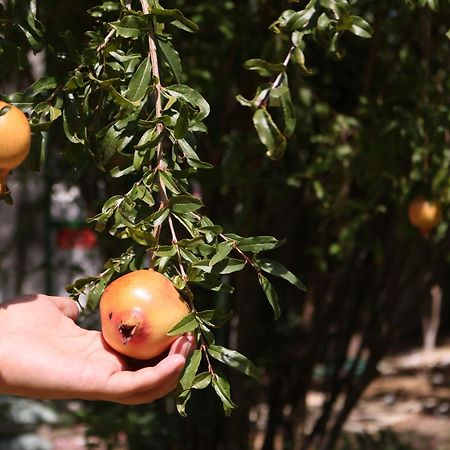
[1,0,305,415]
[237,0,372,160]
[3,0,450,449]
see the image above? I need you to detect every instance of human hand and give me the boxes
[0,294,194,404]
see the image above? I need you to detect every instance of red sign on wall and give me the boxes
[56,228,97,249]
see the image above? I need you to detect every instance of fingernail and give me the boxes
[185,332,196,344]
[181,340,194,358]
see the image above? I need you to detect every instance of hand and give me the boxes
[0,294,195,404]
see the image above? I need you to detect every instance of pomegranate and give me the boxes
[0,101,31,194]
[0,101,31,170]
[100,269,190,360]
[408,197,442,238]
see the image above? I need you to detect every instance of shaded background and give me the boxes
[2,1,450,449]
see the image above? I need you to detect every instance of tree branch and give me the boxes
[140,0,169,266]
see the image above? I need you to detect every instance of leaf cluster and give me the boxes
[237,0,372,160]
[1,0,306,414]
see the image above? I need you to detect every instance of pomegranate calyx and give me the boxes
[119,320,140,344]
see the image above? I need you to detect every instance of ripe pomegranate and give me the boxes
[408,197,442,238]
[0,101,31,170]
[100,269,190,360]
[0,101,31,194]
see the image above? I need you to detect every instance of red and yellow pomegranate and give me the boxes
[0,101,31,193]
[100,269,190,360]
[408,197,442,238]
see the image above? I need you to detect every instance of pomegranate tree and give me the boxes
[1,0,309,415]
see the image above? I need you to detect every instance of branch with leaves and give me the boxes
[237,0,372,160]
[1,0,304,415]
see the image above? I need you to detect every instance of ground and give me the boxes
[343,340,450,449]
[37,340,450,450]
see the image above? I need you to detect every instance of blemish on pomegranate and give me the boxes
[109,312,113,319]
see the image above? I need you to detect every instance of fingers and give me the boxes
[102,334,197,404]
[169,333,196,358]
[103,353,186,404]
[119,371,181,405]
[49,296,80,321]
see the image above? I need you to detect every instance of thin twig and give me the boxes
[140,0,164,167]
[220,233,255,271]
[256,46,294,108]
[96,29,116,53]
[168,215,188,281]
[139,0,168,265]
[201,343,215,375]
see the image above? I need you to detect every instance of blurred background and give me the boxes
[2,1,450,449]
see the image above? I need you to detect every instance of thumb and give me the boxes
[50,296,80,321]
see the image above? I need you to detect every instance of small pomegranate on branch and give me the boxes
[0,101,31,200]
[408,197,442,238]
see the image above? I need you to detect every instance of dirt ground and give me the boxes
[342,341,450,449]
[37,342,450,450]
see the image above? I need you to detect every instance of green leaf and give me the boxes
[176,389,191,417]
[188,271,234,293]
[193,257,246,275]
[150,207,170,226]
[197,308,234,328]
[159,170,181,194]
[109,165,135,178]
[292,47,313,76]
[211,258,246,275]
[425,0,438,11]
[208,345,261,381]
[110,15,148,39]
[187,158,213,170]
[271,9,315,33]
[176,137,201,160]
[149,8,199,33]
[257,259,306,291]
[157,36,183,83]
[192,372,212,390]
[212,372,236,416]
[98,123,131,164]
[154,244,177,257]
[209,240,234,266]
[198,225,223,240]
[134,127,161,151]
[179,349,201,390]
[86,277,108,309]
[258,274,281,319]
[232,235,283,252]
[174,104,190,139]
[167,312,198,336]
[66,275,98,300]
[23,77,57,99]
[317,12,335,31]
[244,59,285,77]
[170,194,204,213]
[125,57,151,102]
[62,98,85,144]
[277,78,297,137]
[176,350,202,417]
[164,85,210,121]
[110,86,140,109]
[252,108,287,160]
[349,16,373,38]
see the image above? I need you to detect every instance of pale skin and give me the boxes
[0,294,195,404]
